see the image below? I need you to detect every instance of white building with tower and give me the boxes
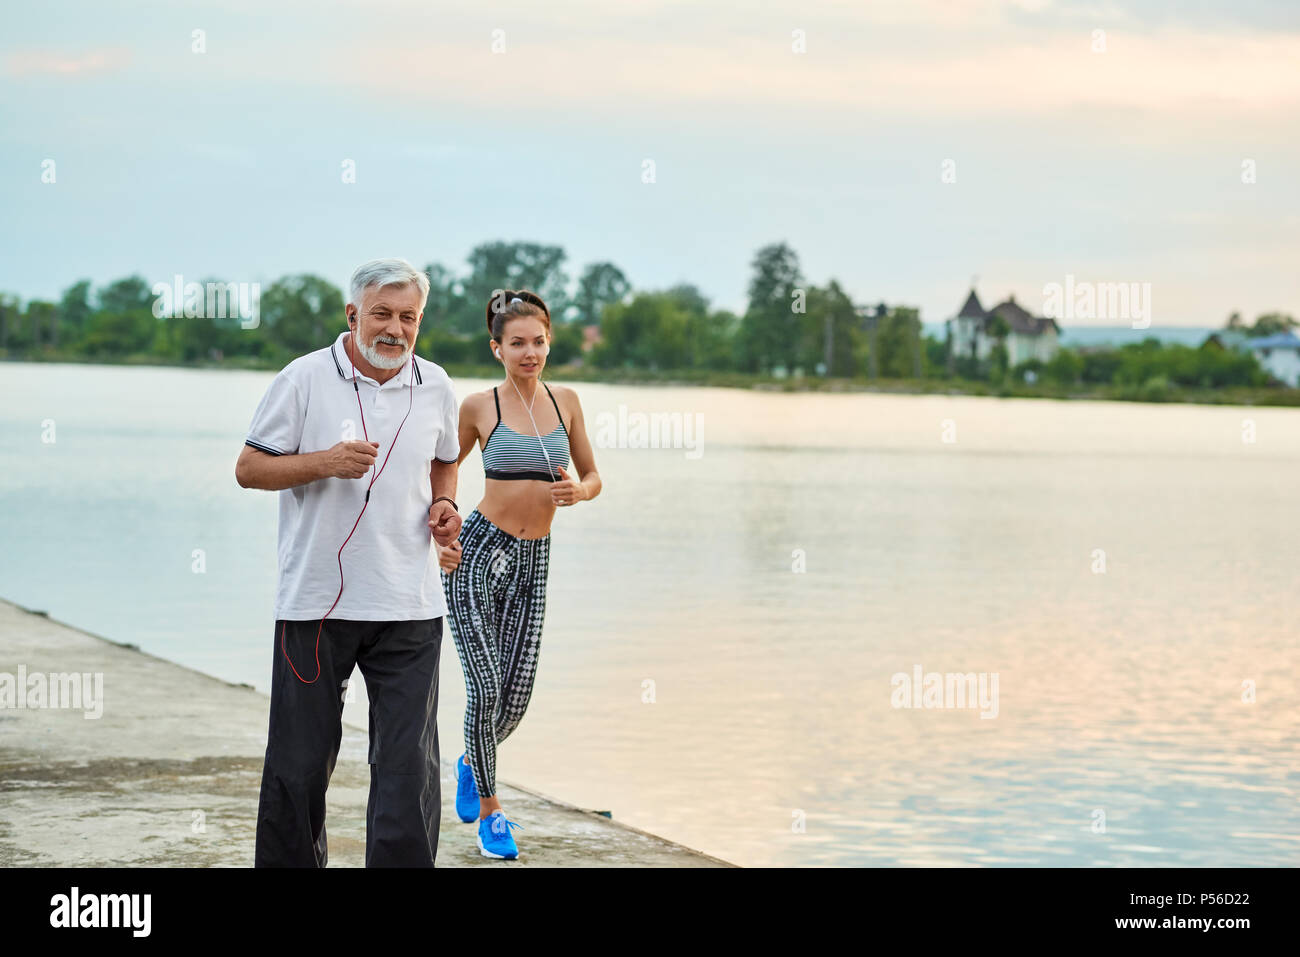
[947,288,1061,367]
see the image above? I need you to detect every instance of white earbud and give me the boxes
[493,348,501,359]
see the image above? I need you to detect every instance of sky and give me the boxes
[2,0,1298,326]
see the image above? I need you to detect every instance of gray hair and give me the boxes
[348,258,431,311]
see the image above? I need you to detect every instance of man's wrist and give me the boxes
[432,495,458,511]
[309,449,332,482]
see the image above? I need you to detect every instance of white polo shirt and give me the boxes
[244,330,460,621]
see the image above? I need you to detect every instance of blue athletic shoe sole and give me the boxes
[476,831,517,859]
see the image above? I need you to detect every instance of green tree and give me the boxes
[1112,341,1266,389]
[664,283,709,318]
[0,294,21,351]
[797,282,862,376]
[872,307,924,378]
[660,285,741,370]
[1080,349,1122,384]
[594,292,691,370]
[96,275,155,315]
[420,262,461,327]
[79,308,158,357]
[26,301,59,350]
[548,323,584,365]
[418,328,478,366]
[453,241,570,334]
[1044,348,1084,385]
[260,275,345,355]
[156,276,239,362]
[1249,312,1297,337]
[924,335,948,377]
[59,280,92,336]
[740,242,803,373]
[573,262,630,327]
[695,309,741,371]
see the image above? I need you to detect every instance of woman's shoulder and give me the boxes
[544,381,581,406]
[462,385,499,405]
[459,387,498,419]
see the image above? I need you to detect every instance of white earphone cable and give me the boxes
[507,376,558,484]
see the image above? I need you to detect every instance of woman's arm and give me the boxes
[559,386,601,504]
[455,393,483,466]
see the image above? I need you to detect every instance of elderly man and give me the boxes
[235,258,462,867]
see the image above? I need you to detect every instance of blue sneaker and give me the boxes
[477,810,522,859]
[455,754,479,823]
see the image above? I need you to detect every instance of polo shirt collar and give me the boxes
[330,331,422,388]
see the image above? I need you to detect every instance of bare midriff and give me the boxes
[476,478,557,540]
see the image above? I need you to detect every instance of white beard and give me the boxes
[358,335,410,369]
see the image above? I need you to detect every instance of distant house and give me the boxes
[946,289,1060,367]
[1246,333,1300,387]
[581,324,603,353]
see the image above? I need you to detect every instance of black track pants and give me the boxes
[255,616,442,867]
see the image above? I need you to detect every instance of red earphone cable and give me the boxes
[280,334,416,684]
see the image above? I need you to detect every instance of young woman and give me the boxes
[437,289,602,860]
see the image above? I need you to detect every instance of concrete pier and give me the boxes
[0,599,732,867]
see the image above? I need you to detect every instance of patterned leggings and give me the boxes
[441,508,550,799]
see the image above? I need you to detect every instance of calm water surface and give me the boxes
[2,361,1297,866]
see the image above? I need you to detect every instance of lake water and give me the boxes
[2,361,1297,867]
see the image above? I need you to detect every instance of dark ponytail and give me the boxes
[486,289,551,340]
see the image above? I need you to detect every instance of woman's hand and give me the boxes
[437,539,463,573]
[550,465,586,507]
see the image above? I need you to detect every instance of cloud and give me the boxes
[311,27,1300,120]
[2,48,131,77]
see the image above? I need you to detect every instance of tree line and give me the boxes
[0,240,1293,391]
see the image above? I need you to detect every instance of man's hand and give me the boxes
[437,539,463,573]
[322,440,379,479]
[428,500,462,547]
[550,464,586,507]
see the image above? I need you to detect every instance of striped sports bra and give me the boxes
[482,382,572,481]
